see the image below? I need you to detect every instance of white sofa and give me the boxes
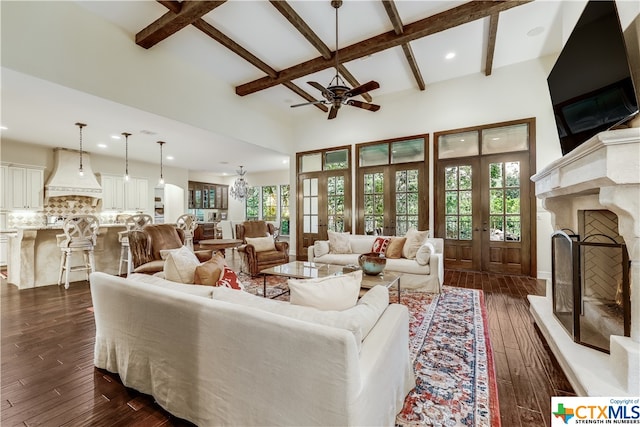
[308,234,445,293]
[90,272,415,426]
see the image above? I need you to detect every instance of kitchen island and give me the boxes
[7,224,125,289]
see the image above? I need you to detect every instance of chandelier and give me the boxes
[230,166,249,201]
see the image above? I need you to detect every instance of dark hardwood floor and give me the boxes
[1,263,573,426]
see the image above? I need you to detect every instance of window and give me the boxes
[280,185,290,235]
[245,187,259,220]
[261,185,277,221]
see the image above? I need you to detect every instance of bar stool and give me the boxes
[176,214,198,250]
[57,215,100,289]
[118,214,153,276]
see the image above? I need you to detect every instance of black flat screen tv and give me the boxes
[547,0,639,155]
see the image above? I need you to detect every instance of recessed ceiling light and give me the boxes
[527,26,544,37]
[492,137,500,140]
[111,135,121,140]
[282,159,288,164]
[220,161,229,165]
[97,143,107,148]
[0,126,7,130]
[166,155,174,160]
[140,130,157,135]
[445,52,456,60]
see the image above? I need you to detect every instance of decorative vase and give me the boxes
[358,252,387,276]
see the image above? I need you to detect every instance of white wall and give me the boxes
[290,56,564,278]
[1,1,294,155]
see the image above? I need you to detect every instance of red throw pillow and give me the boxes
[371,237,391,254]
[216,265,244,290]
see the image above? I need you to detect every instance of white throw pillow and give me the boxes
[314,240,330,257]
[415,242,434,266]
[163,246,200,284]
[245,236,276,252]
[288,270,362,311]
[328,230,351,254]
[160,246,191,260]
[402,228,430,259]
[355,285,389,340]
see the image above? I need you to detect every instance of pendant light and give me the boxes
[157,141,165,186]
[76,122,86,176]
[122,132,131,181]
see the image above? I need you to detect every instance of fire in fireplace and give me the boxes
[551,210,631,353]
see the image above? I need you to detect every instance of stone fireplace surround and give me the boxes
[530,127,639,396]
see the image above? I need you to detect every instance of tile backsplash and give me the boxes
[7,196,117,228]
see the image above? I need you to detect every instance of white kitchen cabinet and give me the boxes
[100,174,125,210]
[7,166,44,210]
[125,178,149,212]
[0,165,8,210]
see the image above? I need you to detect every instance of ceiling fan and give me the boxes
[290,0,381,120]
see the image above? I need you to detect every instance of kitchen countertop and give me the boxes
[2,224,126,233]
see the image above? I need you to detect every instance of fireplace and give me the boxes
[530,127,639,396]
[551,217,631,353]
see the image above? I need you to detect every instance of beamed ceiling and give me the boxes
[135,0,532,114]
[1,0,565,173]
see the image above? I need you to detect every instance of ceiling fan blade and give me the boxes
[346,100,381,112]
[307,81,333,100]
[328,106,339,120]
[290,100,326,108]
[345,80,380,98]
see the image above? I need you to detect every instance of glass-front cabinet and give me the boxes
[188,181,229,210]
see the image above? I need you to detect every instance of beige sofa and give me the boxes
[90,272,415,426]
[308,234,444,293]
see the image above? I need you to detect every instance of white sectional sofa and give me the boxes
[90,272,415,426]
[308,234,445,293]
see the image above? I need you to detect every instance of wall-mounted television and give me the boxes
[547,0,639,155]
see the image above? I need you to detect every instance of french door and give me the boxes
[435,119,535,275]
[357,164,427,236]
[355,135,428,236]
[296,171,351,260]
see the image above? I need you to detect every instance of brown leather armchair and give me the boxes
[128,224,213,275]
[235,220,289,276]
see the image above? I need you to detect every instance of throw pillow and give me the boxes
[371,237,391,254]
[245,236,276,252]
[314,240,330,257]
[415,242,433,266]
[385,237,406,259]
[328,230,351,254]
[163,245,200,284]
[217,265,244,290]
[194,253,227,285]
[288,270,362,311]
[160,246,191,260]
[402,228,430,259]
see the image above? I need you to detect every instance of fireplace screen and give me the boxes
[551,230,630,353]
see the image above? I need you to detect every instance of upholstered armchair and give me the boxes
[128,224,213,275]
[235,220,289,276]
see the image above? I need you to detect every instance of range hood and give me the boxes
[45,148,102,204]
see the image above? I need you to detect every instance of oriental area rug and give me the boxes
[238,273,500,427]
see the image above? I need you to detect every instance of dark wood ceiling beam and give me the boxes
[485,13,499,76]
[269,1,331,60]
[381,0,425,91]
[150,1,325,112]
[136,1,226,49]
[269,0,372,103]
[401,44,426,91]
[237,0,531,96]
[192,20,278,79]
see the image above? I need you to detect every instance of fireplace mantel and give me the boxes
[530,127,639,396]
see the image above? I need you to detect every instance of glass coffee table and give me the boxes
[260,261,401,303]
